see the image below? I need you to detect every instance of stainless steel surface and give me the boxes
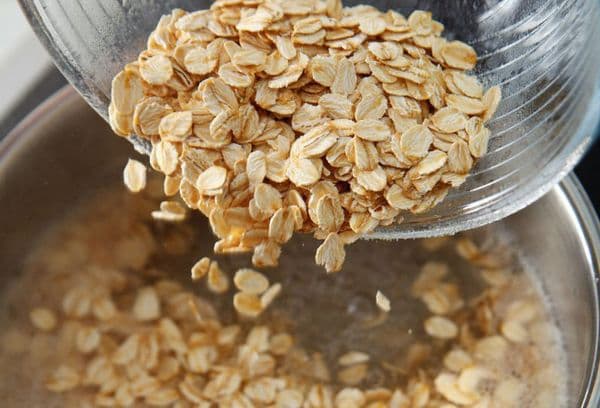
[0,87,599,405]
[505,175,600,407]
[0,88,131,289]
[18,0,600,239]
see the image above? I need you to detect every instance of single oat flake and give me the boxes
[109,0,501,272]
[424,316,458,339]
[30,307,57,331]
[123,158,147,193]
[375,290,391,312]
[233,268,270,295]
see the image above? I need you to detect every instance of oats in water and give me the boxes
[109,0,501,272]
[0,182,566,407]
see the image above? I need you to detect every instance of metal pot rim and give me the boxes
[559,176,600,407]
[1,86,600,406]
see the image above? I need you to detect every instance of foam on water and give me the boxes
[495,224,569,408]
[519,258,568,408]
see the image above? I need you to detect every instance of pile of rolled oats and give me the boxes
[110,0,501,272]
[0,185,563,408]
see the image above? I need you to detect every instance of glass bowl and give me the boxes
[18,0,600,238]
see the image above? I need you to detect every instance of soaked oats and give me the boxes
[0,181,567,407]
[338,351,370,366]
[29,308,57,332]
[375,290,391,312]
[109,0,501,273]
[424,316,458,339]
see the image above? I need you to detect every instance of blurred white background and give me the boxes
[0,1,51,121]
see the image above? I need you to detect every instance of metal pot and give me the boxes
[0,87,599,406]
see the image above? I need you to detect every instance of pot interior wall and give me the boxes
[503,186,599,406]
[0,89,137,287]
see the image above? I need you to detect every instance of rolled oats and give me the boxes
[76,326,101,354]
[338,363,368,385]
[424,316,458,339]
[234,268,270,295]
[441,41,477,70]
[207,261,230,294]
[45,365,80,392]
[493,377,526,407]
[421,284,463,315]
[474,336,508,362]
[443,349,473,373]
[145,387,180,406]
[451,72,483,98]
[431,107,467,133]
[446,94,486,115]
[92,296,117,321]
[196,165,228,194]
[277,389,304,408]
[400,125,433,158]
[246,150,268,185]
[133,286,161,321]
[110,70,144,116]
[123,159,147,193]
[319,93,353,119]
[159,111,192,141]
[434,372,477,405]
[335,387,366,407]
[468,127,490,159]
[191,257,211,280]
[500,320,529,343]
[109,2,500,272]
[233,292,264,318]
[482,86,502,123]
[315,232,345,273]
[338,351,370,366]
[458,366,494,396]
[30,307,57,331]
[375,290,391,312]
[331,58,357,95]
[354,119,391,142]
[260,282,282,308]
[140,55,173,85]
[14,188,563,408]
[447,140,473,174]
[269,207,297,244]
[152,200,187,222]
[153,141,179,176]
